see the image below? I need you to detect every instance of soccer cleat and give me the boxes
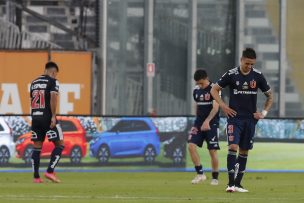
[191,174,207,184]
[235,185,249,192]
[226,185,235,192]
[33,178,43,183]
[210,179,219,185]
[44,172,61,183]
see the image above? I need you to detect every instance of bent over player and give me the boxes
[30,61,64,183]
[188,69,220,185]
[211,48,273,192]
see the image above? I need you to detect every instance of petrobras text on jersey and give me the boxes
[233,89,258,95]
[197,101,213,105]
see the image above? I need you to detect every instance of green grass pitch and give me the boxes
[186,142,304,170]
[0,172,303,203]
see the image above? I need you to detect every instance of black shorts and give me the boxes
[188,123,220,150]
[31,117,63,142]
[226,117,257,150]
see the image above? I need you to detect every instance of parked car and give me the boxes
[90,117,160,164]
[161,120,191,165]
[163,133,187,165]
[0,118,15,165]
[15,116,87,165]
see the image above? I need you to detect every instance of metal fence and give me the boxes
[0,18,61,49]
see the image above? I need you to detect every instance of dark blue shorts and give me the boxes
[226,118,257,150]
[188,123,220,150]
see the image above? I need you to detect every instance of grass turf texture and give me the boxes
[0,172,303,203]
[6,142,304,170]
[186,142,304,170]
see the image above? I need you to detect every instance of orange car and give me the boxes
[15,116,87,165]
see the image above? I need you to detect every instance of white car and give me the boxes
[0,118,15,164]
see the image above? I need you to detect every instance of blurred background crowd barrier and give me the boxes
[0,115,303,170]
[1,0,304,117]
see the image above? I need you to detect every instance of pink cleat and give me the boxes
[44,172,61,183]
[33,178,43,183]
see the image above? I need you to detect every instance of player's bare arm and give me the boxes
[211,84,237,118]
[253,90,273,120]
[201,100,219,131]
[50,92,58,128]
[263,90,273,112]
[190,104,199,133]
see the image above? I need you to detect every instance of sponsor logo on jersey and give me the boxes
[233,89,257,95]
[32,111,44,116]
[31,131,38,139]
[242,82,249,90]
[236,81,240,86]
[199,94,204,101]
[228,135,234,142]
[197,101,213,105]
[46,130,58,139]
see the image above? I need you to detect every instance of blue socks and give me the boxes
[212,171,219,180]
[227,149,237,186]
[235,154,248,186]
[195,165,203,174]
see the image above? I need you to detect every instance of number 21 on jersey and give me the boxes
[31,90,45,109]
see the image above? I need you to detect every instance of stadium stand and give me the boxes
[0,0,97,50]
[0,0,303,116]
[244,0,304,117]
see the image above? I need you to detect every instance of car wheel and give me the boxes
[70,146,82,164]
[23,145,33,165]
[144,145,156,164]
[172,147,184,165]
[0,146,10,165]
[97,145,110,164]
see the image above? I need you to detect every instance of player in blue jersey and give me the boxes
[188,69,220,185]
[211,48,273,192]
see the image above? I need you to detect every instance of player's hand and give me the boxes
[50,116,56,128]
[253,112,265,120]
[190,127,198,135]
[220,103,237,118]
[201,120,211,131]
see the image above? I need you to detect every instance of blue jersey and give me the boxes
[217,67,270,119]
[193,82,219,126]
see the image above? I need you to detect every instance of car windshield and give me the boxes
[108,120,151,132]
[108,121,127,132]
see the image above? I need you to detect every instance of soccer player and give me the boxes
[188,69,220,185]
[30,61,64,183]
[211,48,273,192]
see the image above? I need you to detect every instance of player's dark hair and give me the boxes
[242,48,256,59]
[194,69,208,81]
[45,61,59,72]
